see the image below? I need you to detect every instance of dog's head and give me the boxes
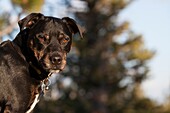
[18,13,83,73]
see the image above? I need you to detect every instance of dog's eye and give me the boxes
[63,37,70,43]
[59,34,70,44]
[37,34,50,43]
[37,34,44,39]
[60,37,70,45]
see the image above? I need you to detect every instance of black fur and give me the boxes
[0,13,83,113]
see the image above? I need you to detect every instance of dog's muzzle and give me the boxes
[40,52,66,73]
[50,54,66,71]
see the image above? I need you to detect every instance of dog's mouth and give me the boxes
[39,59,66,74]
[50,69,61,73]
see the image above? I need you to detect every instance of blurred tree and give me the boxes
[33,0,163,113]
[0,0,44,41]
[12,0,44,12]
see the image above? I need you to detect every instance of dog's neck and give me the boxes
[13,29,49,81]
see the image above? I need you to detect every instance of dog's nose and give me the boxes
[51,56,62,65]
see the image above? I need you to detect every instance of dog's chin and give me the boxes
[40,62,65,74]
[50,69,61,74]
[43,67,61,74]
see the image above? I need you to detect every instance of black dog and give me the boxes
[0,13,83,113]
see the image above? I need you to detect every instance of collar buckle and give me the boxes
[41,78,51,92]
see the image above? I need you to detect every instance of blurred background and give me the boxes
[0,0,169,113]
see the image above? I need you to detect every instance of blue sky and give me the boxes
[119,0,170,103]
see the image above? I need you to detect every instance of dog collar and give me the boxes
[38,74,52,99]
[29,61,51,80]
[41,77,51,91]
[29,62,42,75]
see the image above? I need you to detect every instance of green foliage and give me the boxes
[0,18,5,30]
[0,15,9,30]
[12,0,44,12]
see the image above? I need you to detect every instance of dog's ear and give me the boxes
[62,17,84,38]
[18,13,44,31]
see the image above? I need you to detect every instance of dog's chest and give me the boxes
[25,80,48,113]
[26,93,40,113]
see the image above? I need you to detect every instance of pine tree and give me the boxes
[34,0,157,113]
[11,0,44,12]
